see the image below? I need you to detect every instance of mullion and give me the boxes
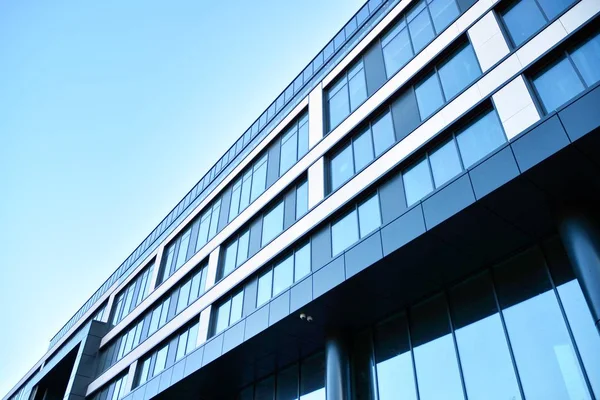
[531,0,551,23]
[423,0,438,36]
[565,50,589,89]
[542,253,596,399]
[444,291,469,400]
[451,133,466,171]
[407,308,422,400]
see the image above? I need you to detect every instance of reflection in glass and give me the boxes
[429,139,462,187]
[273,256,294,297]
[331,144,354,191]
[382,21,413,77]
[372,112,395,156]
[328,79,350,130]
[403,158,434,206]
[277,364,299,400]
[296,181,309,218]
[533,58,584,113]
[494,249,591,400]
[348,62,367,111]
[415,72,445,119]
[429,0,459,33]
[358,195,381,238]
[570,33,600,86]
[408,2,435,53]
[501,0,546,47]
[262,202,284,246]
[300,353,326,400]
[354,129,375,172]
[332,210,359,256]
[456,110,506,168]
[450,273,522,400]
[257,270,273,307]
[374,314,418,400]
[438,44,481,100]
[411,294,464,400]
[294,244,311,282]
[537,0,576,20]
[255,376,274,400]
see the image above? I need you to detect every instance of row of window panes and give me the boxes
[332,193,382,257]
[47,0,388,347]
[403,108,506,206]
[238,352,326,400]
[531,31,600,114]
[228,155,269,223]
[213,290,244,335]
[382,0,460,77]
[327,60,368,131]
[280,113,309,175]
[111,263,154,326]
[221,230,251,279]
[365,245,600,400]
[158,199,221,286]
[330,111,396,192]
[256,243,311,307]
[90,374,128,400]
[501,0,577,47]
[136,322,199,388]
[98,265,207,374]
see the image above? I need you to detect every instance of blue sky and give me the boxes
[0,0,364,396]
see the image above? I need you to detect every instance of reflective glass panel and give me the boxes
[358,195,381,238]
[262,202,284,247]
[374,313,418,400]
[296,181,308,218]
[237,231,250,267]
[153,345,168,376]
[382,21,414,77]
[175,232,190,270]
[294,243,311,282]
[534,57,585,112]
[298,117,309,157]
[215,300,230,334]
[230,292,244,325]
[494,249,591,400]
[176,330,188,361]
[280,127,298,175]
[502,0,546,47]
[186,322,198,354]
[277,364,298,400]
[429,139,462,187]
[408,3,435,53]
[331,144,354,191]
[222,241,238,277]
[415,72,445,119]
[273,255,294,297]
[328,81,350,129]
[300,353,326,400]
[438,44,481,100]
[176,280,191,314]
[372,112,395,156]
[570,33,600,86]
[456,110,506,168]
[255,376,275,400]
[349,63,367,111]
[429,0,459,32]
[251,158,268,202]
[257,270,273,307]
[537,0,576,19]
[353,129,375,172]
[240,173,252,211]
[332,210,359,256]
[411,294,464,400]
[403,158,434,206]
[450,273,522,400]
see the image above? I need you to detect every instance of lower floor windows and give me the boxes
[213,290,244,335]
[532,32,600,113]
[403,108,506,206]
[91,373,129,400]
[331,193,382,256]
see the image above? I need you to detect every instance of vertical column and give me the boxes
[196,306,213,347]
[205,246,221,290]
[558,212,600,333]
[325,332,350,400]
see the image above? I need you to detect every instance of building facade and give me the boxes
[4,0,600,398]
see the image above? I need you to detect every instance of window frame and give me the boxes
[326,58,368,132]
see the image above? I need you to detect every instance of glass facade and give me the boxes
[331,193,382,256]
[327,61,368,130]
[110,261,154,326]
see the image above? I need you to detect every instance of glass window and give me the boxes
[230,291,244,325]
[374,314,418,400]
[449,273,522,400]
[294,243,311,282]
[175,330,188,361]
[215,300,231,334]
[277,364,299,400]
[415,72,444,119]
[348,62,367,111]
[358,195,381,237]
[251,156,268,202]
[571,34,600,86]
[429,0,459,32]
[222,241,238,277]
[438,44,481,100]
[429,139,462,187]
[174,231,190,271]
[332,210,359,256]
[330,144,354,191]
[533,57,584,113]
[403,158,434,206]
[237,231,250,267]
[537,0,576,20]
[148,306,161,335]
[382,20,414,77]
[197,212,211,250]
[298,116,309,157]
[273,255,294,296]
[501,0,547,47]
[353,129,375,172]
[456,110,506,168]
[138,358,151,386]
[408,1,435,53]
[328,79,350,129]
[190,271,202,302]
[494,249,591,400]
[153,345,168,376]
[257,270,273,307]
[158,297,170,327]
[186,322,198,354]
[410,294,464,400]
[122,287,134,318]
[229,183,241,222]
[296,181,309,219]
[176,280,191,314]
[262,202,285,247]
[372,112,395,156]
[255,376,275,400]
[208,201,221,239]
[300,353,326,400]
[280,126,298,175]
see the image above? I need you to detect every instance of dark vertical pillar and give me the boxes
[558,212,600,333]
[326,332,350,400]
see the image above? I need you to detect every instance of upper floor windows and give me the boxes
[195,200,222,253]
[229,154,269,222]
[262,201,285,247]
[214,290,244,335]
[110,262,154,326]
[382,0,460,77]
[90,373,128,400]
[256,242,311,307]
[415,43,481,120]
[332,193,382,256]
[500,0,576,47]
[403,108,505,206]
[327,61,368,131]
[221,230,251,279]
[329,112,395,192]
[532,32,600,113]
[280,113,309,175]
[296,180,309,219]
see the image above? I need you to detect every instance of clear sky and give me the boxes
[0,0,365,396]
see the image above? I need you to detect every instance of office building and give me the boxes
[4,0,600,398]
